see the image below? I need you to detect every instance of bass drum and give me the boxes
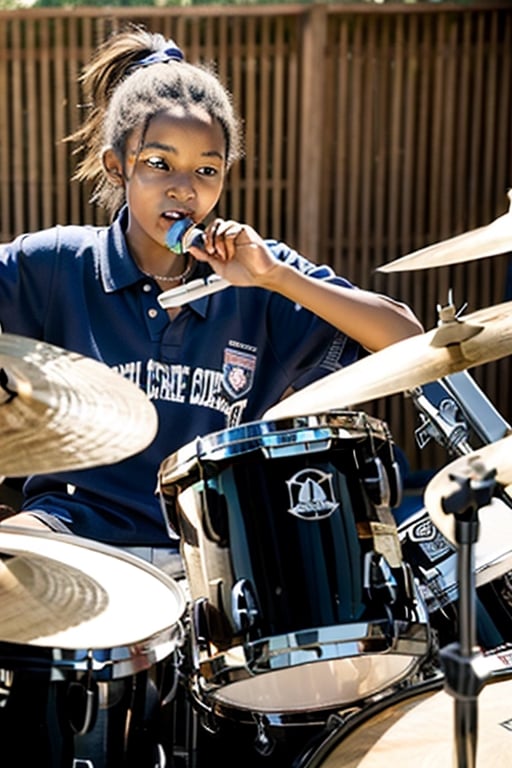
[293,649,512,767]
[0,526,187,768]
[159,411,431,726]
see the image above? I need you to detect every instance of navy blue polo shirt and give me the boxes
[0,208,364,546]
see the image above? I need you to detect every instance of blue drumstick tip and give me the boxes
[165,217,194,254]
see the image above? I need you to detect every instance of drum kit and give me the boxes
[0,193,511,767]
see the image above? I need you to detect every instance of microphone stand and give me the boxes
[438,466,496,768]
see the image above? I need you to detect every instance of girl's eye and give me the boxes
[144,156,168,171]
[198,166,218,177]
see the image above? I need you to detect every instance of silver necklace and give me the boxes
[139,253,193,283]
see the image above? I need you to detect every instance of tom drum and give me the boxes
[159,411,431,726]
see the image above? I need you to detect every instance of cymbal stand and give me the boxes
[439,466,496,768]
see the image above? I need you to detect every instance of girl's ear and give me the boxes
[101,147,125,186]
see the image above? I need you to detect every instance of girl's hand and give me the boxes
[188,218,278,286]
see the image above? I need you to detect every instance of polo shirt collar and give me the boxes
[99,207,212,318]
[99,207,141,293]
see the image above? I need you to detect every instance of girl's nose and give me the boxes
[166,172,195,199]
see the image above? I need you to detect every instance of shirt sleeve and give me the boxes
[0,229,60,338]
[263,240,367,393]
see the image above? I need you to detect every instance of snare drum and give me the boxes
[0,527,187,767]
[159,412,431,726]
[293,652,512,767]
[399,504,512,650]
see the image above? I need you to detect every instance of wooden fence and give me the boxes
[1,3,511,476]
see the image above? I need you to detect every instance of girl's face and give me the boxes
[114,107,226,263]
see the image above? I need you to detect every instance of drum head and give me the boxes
[300,672,512,767]
[0,526,186,650]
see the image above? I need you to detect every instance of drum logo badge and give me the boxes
[286,468,339,520]
[408,517,452,561]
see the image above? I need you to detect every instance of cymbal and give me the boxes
[377,189,512,272]
[0,533,109,643]
[264,300,512,421]
[0,526,186,647]
[0,334,158,476]
[424,435,512,551]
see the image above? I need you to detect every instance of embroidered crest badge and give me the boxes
[223,347,256,398]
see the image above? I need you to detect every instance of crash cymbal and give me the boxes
[424,435,512,551]
[264,300,512,421]
[377,189,512,272]
[0,334,158,476]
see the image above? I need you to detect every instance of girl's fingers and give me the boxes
[207,219,245,260]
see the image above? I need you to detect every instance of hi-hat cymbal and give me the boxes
[0,533,109,643]
[424,434,512,550]
[377,189,512,272]
[0,334,158,476]
[264,300,512,421]
[0,526,186,648]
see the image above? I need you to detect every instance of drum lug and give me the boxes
[252,714,275,757]
[389,458,404,509]
[364,551,398,605]
[363,456,391,508]
[66,654,98,736]
[187,671,219,736]
[191,595,235,651]
[0,668,13,707]
[192,597,211,653]
[231,578,259,633]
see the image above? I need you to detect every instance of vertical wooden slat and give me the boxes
[12,19,24,235]
[0,17,9,240]
[25,20,38,232]
[258,17,270,235]
[373,16,387,281]
[40,19,52,228]
[388,15,404,268]
[244,18,257,228]
[297,3,326,260]
[271,17,284,239]
[400,13,416,258]
[80,15,95,226]
[360,16,376,281]
[440,19,457,238]
[347,16,363,275]
[400,15,421,333]
[216,15,229,94]
[482,11,498,224]
[225,18,242,223]
[454,12,472,234]
[68,16,81,224]
[333,16,349,276]
[430,13,446,242]
[414,12,430,255]
[495,16,512,203]
[468,14,485,227]
[285,21,298,244]
[54,17,67,225]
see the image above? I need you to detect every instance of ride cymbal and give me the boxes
[424,435,512,552]
[264,301,512,421]
[0,334,158,476]
[377,189,512,272]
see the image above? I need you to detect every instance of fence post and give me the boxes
[297,3,327,261]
